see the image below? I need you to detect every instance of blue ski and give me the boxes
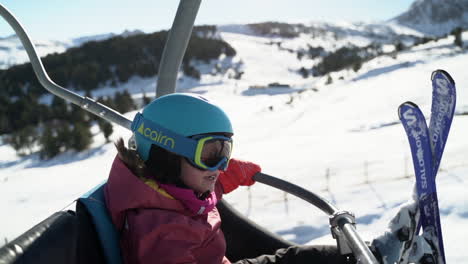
[399,102,445,264]
[428,69,456,177]
[371,107,436,264]
[414,69,456,263]
[372,70,455,264]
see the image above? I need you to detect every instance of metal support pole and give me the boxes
[156,0,201,98]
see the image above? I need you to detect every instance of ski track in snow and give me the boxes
[1,30,468,262]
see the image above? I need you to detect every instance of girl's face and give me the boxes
[179,136,230,194]
[180,158,219,194]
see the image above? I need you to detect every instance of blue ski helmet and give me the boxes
[133,93,233,161]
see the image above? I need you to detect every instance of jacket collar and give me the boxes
[106,156,187,215]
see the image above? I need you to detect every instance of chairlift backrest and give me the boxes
[0,196,110,264]
[0,211,78,264]
[78,183,123,264]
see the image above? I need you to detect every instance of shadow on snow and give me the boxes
[277,224,330,244]
[242,87,305,96]
[0,144,109,169]
[353,60,424,82]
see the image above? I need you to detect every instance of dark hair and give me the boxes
[115,138,186,188]
[145,144,186,187]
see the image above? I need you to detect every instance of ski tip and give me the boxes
[431,69,455,86]
[398,101,419,109]
[398,101,419,119]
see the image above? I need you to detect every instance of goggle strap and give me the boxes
[131,113,197,159]
[132,113,233,171]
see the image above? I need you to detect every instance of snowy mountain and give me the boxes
[1,25,468,262]
[0,34,68,69]
[222,21,420,49]
[0,30,144,69]
[70,29,144,47]
[393,0,468,36]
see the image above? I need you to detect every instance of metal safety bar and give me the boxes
[254,172,379,264]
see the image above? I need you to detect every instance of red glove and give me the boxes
[219,158,261,194]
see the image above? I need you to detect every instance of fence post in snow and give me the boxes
[364,161,369,184]
[404,155,410,178]
[325,168,330,192]
[283,191,289,215]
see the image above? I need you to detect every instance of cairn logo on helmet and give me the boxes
[137,123,175,149]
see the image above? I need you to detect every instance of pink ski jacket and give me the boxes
[104,156,240,264]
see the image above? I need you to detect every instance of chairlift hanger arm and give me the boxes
[156,0,201,98]
[0,4,132,130]
[0,0,202,126]
[253,172,379,264]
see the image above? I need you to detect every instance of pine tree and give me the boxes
[70,105,89,124]
[51,96,69,120]
[98,120,114,143]
[142,93,152,106]
[56,122,73,151]
[452,27,463,48]
[182,63,201,80]
[353,61,362,72]
[7,125,37,156]
[70,123,93,151]
[299,67,309,78]
[39,125,61,159]
[395,42,405,52]
[114,90,135,114]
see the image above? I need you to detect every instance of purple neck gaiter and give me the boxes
[159,183,218,215]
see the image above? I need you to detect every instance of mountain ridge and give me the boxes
[393,0,468,36]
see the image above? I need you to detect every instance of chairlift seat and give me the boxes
[0,182,295,264]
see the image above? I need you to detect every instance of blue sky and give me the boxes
[0,0,414,40]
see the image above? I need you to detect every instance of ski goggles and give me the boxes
[132,113,233,171]
[187,134,232,171]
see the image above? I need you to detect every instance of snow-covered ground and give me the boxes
[0,35,69,69]
[1,30,468,262]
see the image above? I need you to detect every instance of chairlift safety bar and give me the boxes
[254,173,379,264]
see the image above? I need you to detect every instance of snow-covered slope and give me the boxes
[0,35,68,69]
[1,29,468,262]
[0,30,143,69]
[221,21,421,50]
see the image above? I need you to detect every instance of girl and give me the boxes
[104,93,350,264]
